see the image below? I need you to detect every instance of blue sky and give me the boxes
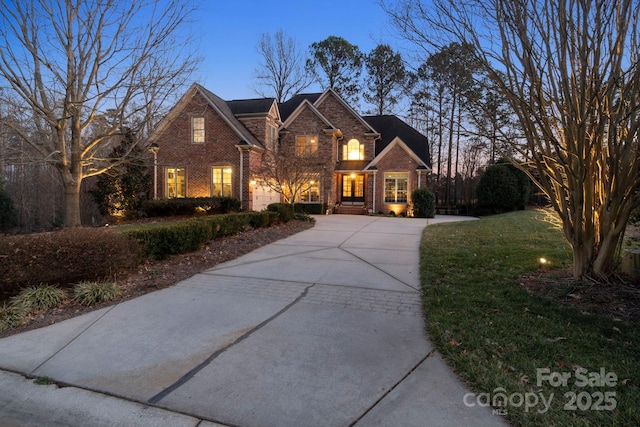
[194,1,397,101]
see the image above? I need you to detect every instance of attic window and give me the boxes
[192,117,205,143]
[343,139,364,160]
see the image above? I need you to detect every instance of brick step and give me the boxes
[334,205,367,215]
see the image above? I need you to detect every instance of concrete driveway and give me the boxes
[0,215,508,427]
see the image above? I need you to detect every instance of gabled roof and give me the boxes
[226,98,277,116]
[278,93,322,121]
[279,89,380,138]
[281,98,338,131]
[197,85,263,148]
[148,83,263,149]
[315,89,379,136]
[364,115,432,169]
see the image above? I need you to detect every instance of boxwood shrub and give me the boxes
[141,197,241,217]
[126,211,279,259]
[294,203,325,215]
[267,203,295,222]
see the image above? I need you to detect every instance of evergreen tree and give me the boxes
[91,131,151,219]
[0,180,17,232]
[306,36,363,105]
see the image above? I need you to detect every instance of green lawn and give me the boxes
[420,210,639,426]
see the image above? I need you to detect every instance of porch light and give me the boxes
[350,173,356,178]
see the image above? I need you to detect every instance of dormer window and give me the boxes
[192,117,205,143]
[343,139,364,160]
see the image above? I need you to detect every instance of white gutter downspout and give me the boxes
[237,146,244,209]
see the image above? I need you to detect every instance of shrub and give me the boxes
[294,212,316,222]
[248,210,278,228]
[90,132,152,219]
[126,220,210,259]
[126,211,279,259]
[141,197,241,218]
[294,203,324,215]
[476,159,532,215]
[0,227,143,296]
[411,187,436,218]
[0,180,17,233]
[11,285,67,312]
[73,281,121,306]
[219,197,242,213]
[267,203,295,222]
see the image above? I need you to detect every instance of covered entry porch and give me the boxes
[334,171,369,215]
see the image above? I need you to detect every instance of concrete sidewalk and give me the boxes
[0,215,508,427]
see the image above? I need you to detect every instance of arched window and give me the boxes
[344,139,364,160]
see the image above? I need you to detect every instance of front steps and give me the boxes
[334,205,367,215]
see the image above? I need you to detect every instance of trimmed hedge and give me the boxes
[126,211,279,259]
[1,210,285,299]
[0,228,143,296]
[141,197,241,217]
[294,203,325,215]
[267,203,295,222]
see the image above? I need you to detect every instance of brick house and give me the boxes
[147,83,431,215]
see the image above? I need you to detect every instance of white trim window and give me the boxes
[384,172,408,203]
[192,117,205,143]
[298,180,320,203]
[166,167,186,198]
[268,124,278,150]
[212,166,233,197]
[343,139,364,160]
[296,135,318,156]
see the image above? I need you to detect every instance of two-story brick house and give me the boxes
[147,83,431,215]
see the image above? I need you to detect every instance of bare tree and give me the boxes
[384,0,640,279]
[253,30,311,103]
[0,0,199,227]
[253,146,322,204]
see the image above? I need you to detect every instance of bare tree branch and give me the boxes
[253,30,311,103]
[0,0,200,226]
[383,0,640,278]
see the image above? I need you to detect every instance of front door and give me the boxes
[342,174,365,204]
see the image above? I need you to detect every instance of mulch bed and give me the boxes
[0,220,314,339]
[520,268,640,324]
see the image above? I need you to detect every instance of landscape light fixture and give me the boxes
[148,143,159,199]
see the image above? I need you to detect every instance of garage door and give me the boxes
[252,183,281,211]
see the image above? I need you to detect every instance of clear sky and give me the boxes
[193,1,397,101]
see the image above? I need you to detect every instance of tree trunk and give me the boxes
[571,243,591,279]
[63,179,82,227]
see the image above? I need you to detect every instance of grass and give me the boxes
[0,303,27,331]
[73,281,121,306]
[34,376,55,385]
[11,285,67,312]
[420,209,639,426]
